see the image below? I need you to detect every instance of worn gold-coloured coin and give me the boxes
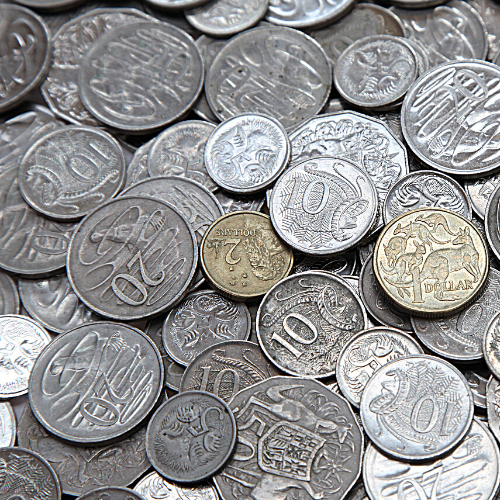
[374,208,489,318]
[200,211,293,300]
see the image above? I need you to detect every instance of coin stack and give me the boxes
[2,0,500,499]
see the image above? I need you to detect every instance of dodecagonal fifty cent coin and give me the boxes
[146,391,236,483]
[67,196,197,321]
[29,322,164,445]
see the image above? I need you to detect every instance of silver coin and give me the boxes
[0,5,51,113]
[337,327,423,407]
[215,376,363,500]
[147,121,217,192]
[405,38,431,76]
[0,315,52,399]
[125,140,152,189]
[466,0,500,61]
[358,241,376,266]
[205,114,290,194]
[76,487,145,500]
[257,271,367,378]
[292,250,357,276]
[162,290,251,367]
[344,482,369,500]
[311,3,405,67]
[465,370,488,408]
[13,0,85,10]
[483,311,500,380]
[0,447,61,500]
[360,354,474,460]
[146,391,236,483]
[0,401,16,447]
[18,126,125,220]
[186,0,268,37]
[487,375,500,443]
[215,190,265,213]
[18,273,100,334]
[134,471,219,500]
[205,26,331,131]
[363,419,500,500]
[322,98,351,114]
[0,272,19,315]
[412,267,500,361]
[67,196,197,321]
[391,1,488,67]
[270,157,378,255]
[179,340,281,403]
[79,21,204,132]
[383,170,472,224]
[466,173,500,219]
[334,35,418,109]
[29,322,163,444]
[147,0,211,11]
[18,403,151,497]
[485,184,500,261]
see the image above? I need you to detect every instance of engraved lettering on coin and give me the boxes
[466,173,500,219]
[0,401,16,447]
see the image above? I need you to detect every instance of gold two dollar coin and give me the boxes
[374,208,489,318]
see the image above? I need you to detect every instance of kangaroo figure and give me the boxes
[414,212,458,236]
[383,234,408,268]
[394,221,449,250]
[382,242,426,282]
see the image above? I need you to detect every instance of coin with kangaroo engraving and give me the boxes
[373,208,489,317]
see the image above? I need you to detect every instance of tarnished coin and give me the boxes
[0,272,19,315]
[206,26,331,131]
[162,290,251,367]
[411,267,500,361]
[292,250,357,276]
[205,114,290,194]
[147,121,217,192]
[486,376,500,443]
[18,273,100,334]
[67,196,197,321]
[337,327,423,407]
[146,391,236,483]
[200,211,293,300]
[466,370,488,408]
[124,141,152,189]
[466,173,500,219]
[402,61,500,177]
[29,322,163,444]
[215,376,363,500]
[270,157,378,255]
[363,419,500,500]
[215,190,266,213]
[0,5,51,113]
[360,355,474,460]
[18,126,125,220]
[0,447,61,500]
[18,403,151,497]
[79,22,204,132]
[0,315,52,399]
[0,401,16,446]
[257,271,367,378]
[485,185,500,262]
[374,208,489,317]
[179,340,280,402]
[76,487,145,500]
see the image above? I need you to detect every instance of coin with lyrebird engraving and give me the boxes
[0,401,16,447]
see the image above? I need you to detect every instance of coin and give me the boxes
[18,403,151,497]
[292,250,357,276]
[0,315,52,399]
[215,190,266,213]
[485,185,500,261]
[373,208,489,317]
[361,354,474,460]
[146,391,236,483]
[124,141,151,189]
[162,290,251,366]
[465,370,488,408]
[67,196,197,321]
[205,26,331,131]
[214,376,363,500]
[0,272,19,315]
[270,157,378,255]
[336,327,423,407]
[363,419,499,500]
[0,447,61,500]
[147,0,211,11]
[76,487,145,500]
[29,322,163,444]
[200,211,293,300]
[79,21,204,132]
[0,401,16,447]
[465,173,500,219]
[486,376,500,443]
[483,311,500,380]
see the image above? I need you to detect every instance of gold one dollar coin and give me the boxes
[200,211,293,300]
[374,208,489,317]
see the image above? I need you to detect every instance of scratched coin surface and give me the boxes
[336,327,423,407]
[214,376,363,500]
[29,322,163,444]
[79,21,204,132]
[18,126,125,220]
[76,487,145,500]
[162,290,251,367]
[363,419,500,500]
[0,5,52,113]
[465,173,500,219]
[360,355,474,460]
[206,26,331,131]
[200,211,293,300]
[146,391,236,482]
[18,403,151,497]
[0,401,16,447]
[374,208,489,317]
[257,271,367,378]
[0,272,19,315]
[67,196,197,321]
[270,157,378,255]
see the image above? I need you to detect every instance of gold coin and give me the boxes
[200,211,293,300]
[373,207,489,318]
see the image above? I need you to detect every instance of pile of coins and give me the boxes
[2,0,500,499]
